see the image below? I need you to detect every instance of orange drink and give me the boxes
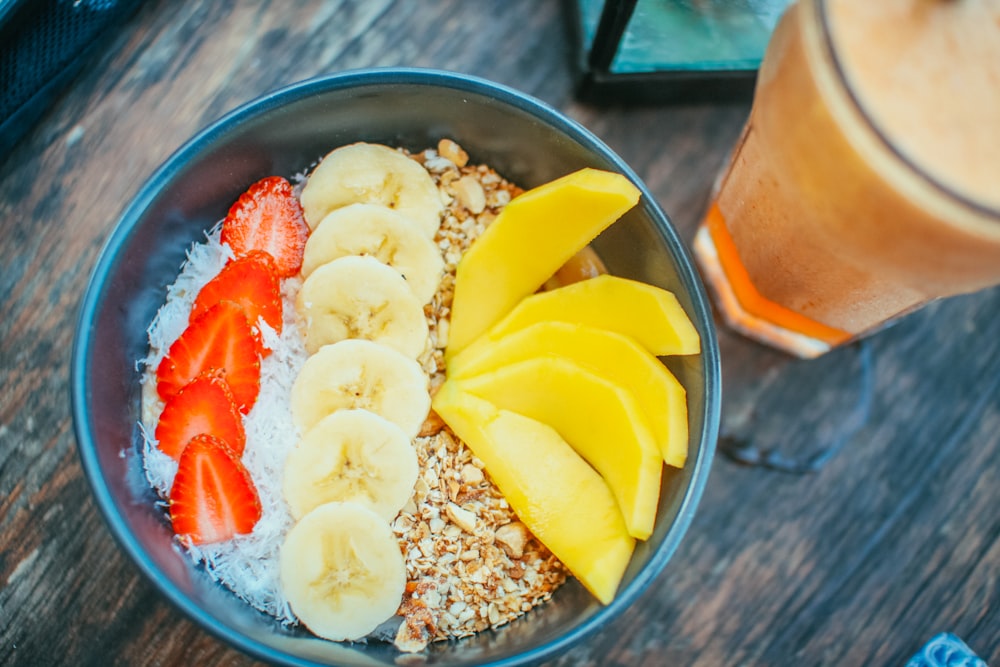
[694,0,1000,358]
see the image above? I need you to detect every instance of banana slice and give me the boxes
[302,203,444,304]
[291,338,431,438]
[280,501,406,642]
[296,255,429,358]
[283,408,418,522]
[300,142,444,238]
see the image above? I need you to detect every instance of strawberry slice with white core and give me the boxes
[154,370,246,461]
[220,176,309,278]
[169,433,262,545]
[190,250,283,353]
[156,300,261,413]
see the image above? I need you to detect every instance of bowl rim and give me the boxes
[71,66,720,666]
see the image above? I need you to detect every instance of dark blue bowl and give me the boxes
[71,68,720,666]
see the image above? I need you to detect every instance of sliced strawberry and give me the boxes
[154,371,246,461]
[156,300,261,413]
[191,250,283,352]
[220,176,308,277]
[169,433,261,545]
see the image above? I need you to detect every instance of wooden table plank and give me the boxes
[2,1,998,665]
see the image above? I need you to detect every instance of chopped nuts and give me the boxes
[437,138,469,167]
[453,175,487,214]
[461,463,484,485]
[392,426,566,646]
[393,142,565,651]
[418,410,446,438]
[446,503,478,533]
[495,521,529,559]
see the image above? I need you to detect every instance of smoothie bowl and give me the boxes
[71,69,720,666]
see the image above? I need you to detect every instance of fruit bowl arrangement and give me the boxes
[72,69,720,667]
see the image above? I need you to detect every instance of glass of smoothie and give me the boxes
[693,0,1000,358]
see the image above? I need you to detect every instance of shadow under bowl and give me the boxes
[71,68,720,667]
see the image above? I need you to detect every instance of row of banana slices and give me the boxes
[278,143,447,641]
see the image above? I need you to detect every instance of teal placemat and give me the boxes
[578,0,791,73]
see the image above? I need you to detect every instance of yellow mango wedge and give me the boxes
[446,168,641,358]
[455,356,661,540]
[448,322,688,468]
[432,382,635,604]
[472,274,701,357]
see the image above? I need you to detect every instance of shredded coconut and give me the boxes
[140,227,305,623]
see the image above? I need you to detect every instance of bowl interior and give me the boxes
[72,70,720,667]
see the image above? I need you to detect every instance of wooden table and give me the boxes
[3,2,998,665]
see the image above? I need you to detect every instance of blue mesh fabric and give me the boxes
[0,0,142,155]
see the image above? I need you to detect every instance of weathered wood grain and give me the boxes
[2,0,999,665]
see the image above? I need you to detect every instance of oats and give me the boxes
[413,477,430,503]
[394,622,431,654]
[425,155,458,173]
[489,188,511,208]
[435,318,449,349]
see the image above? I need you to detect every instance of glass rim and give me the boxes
[815,0,1000,221]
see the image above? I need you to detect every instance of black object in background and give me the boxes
[568,0,792,104]
[0,0,143,157]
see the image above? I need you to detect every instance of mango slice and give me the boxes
[448,322,688,468]
[432,382,635,604]
[455,356,661,540]
[446,169,641,357]
[469,274,701,356]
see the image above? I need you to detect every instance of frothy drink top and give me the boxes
[826,0,1000,211]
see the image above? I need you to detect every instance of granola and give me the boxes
[392,142,568,651]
